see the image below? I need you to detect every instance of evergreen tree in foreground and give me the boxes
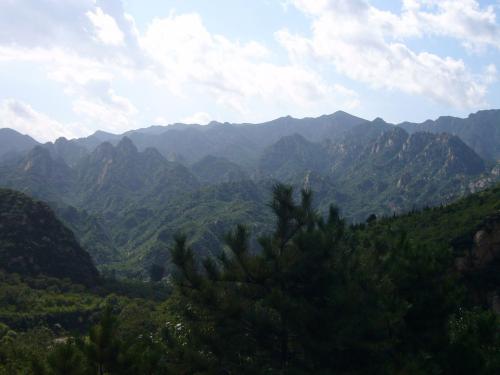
[22,184,499,374]
[167,184,404,374]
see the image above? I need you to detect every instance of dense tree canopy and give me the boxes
[1,184,499,374]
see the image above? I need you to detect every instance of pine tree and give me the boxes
[84,306,121,375]
[31,340,90,375]
[47,340,90,375]
[167,184,402,374]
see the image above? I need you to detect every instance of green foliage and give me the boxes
[366,184,500,250]
[0,188,99,285]
[162,184,479,374]
[446,308,500,375]
[0,269,171,374]
[84,306,121,374]
[43,340,90,375]
[2,115,498,278]
[1,184,499,374]
[0,327,54,375]
[191,155,248,184]
[0,271,101,331]
[162,184,499,374]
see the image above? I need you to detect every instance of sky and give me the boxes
[0,0,499,142]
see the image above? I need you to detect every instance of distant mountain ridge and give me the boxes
[1,109,498,164]
[63,109,500,164]
[0,109,498,276]
[0,128,39,160]
[400,109,500,160]
[74,137,199,214]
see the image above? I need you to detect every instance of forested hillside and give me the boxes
[0,110,498,276]
[0,184,497,374]
[2,1,499,373]
[0,189,98,286]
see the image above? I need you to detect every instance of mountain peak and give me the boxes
[92,130,118,138]
[275,133,309,147]
[330,110,353,118]
[322,110,365,121]
[54,137,69,144]
[23,146,53,172]
[93,141,115,159]
[370,127,408,156]
[27,144,51,157]
[372,117,387,124]
[379,126,408,138]
[0,127,24,136]
[468,109,500,118]
[0,128,40,158]
[116,136,138,154]
[399,109,500,160]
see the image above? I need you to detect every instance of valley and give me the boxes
[1,1,500,373]
[0,110,498,277]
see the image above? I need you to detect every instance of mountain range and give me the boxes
[0,109,498,276]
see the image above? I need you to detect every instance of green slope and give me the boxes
[367,183,500,250]
[0,189,99,286]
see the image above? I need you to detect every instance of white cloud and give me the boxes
[1,0,497,139]
[0,99,88,142]
[400,0,500,50]
[274,29,312,62]
[0,45,141,134]
[484,64,498,83]
[0,3,360,136]
[153,116,168,124]
[181,112,212,125]
[86,7,125,46]
[0,46,115,86]
[0,0,145,81]
[289,0,333,15]
[284,0,498,108]
[140,13,358,114]
[72,88,138,133]
[0,0,139,57]
[0,0,94,48]
[0,0,147,137]
[291,0,500,50]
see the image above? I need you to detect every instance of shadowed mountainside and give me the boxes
[0,188,99,285]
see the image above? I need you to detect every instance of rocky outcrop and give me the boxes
[456,212,500,313]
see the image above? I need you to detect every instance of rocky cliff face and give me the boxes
[0,146,75,201]
[400,109,500,161]
[456,213,500,313]
[470,215,500,269]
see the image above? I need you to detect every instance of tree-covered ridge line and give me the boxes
[0,112,498,277]
[0,183,498,374]
[0,188,99,286]
[2,108,499,162]
[364,183,500,250]
[361,183,500,315]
